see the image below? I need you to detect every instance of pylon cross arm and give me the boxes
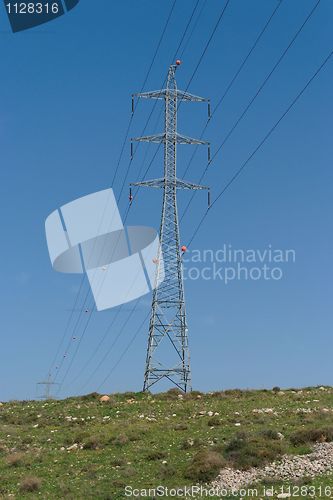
[133,90,167,100]
[133,90,208,103]
[176,133,209,145]
[131,178,208,190]
[132,133,165,144]
[131,133,209,146]
[176,90,209,102]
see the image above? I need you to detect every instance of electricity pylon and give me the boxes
[37,373,59,400]
[131,61,210,393]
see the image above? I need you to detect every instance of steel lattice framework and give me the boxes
[131,63,210,392]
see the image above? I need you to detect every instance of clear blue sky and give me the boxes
[0,0,332,401]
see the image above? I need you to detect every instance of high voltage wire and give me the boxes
[127,0,231,208]
[48,0,178,387]
[61,245,151,393]
[97,312,150,392]
[57,0,231,396]
[116,0,211,203]
[56,1,204,391]
[187,46,333,248]
[53,0,211,394]
[129,0,207,185]
[68,303,125,387]
[122,0,203,188]
[59,0,317,394]
[79,298,142,392]
[180,0,321,222]
[48,278,85,375]
[81,0,234,393]
[111,0,177,187]
[210,0,320,164]
[130,0,231,188]
[179,0,230,103]
[67,235,154,390]
[96,46,333,390]
[54,0,313,392]
[60,144,164,394]
[59,0,229,395]
[179,0,208,59]
[181,0,284,181]
[64,0,179,350]
[64,0,231,393]
[91,4,331,389]
[55,205,133,394]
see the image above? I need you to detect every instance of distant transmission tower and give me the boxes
[130,61,210,393]
[37,373,58,400]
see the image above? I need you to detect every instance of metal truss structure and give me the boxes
[131,63,210,393]
[37,373,59,400]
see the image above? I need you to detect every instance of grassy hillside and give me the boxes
[1,387,333,499]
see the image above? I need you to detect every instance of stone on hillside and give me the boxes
[99,395,110,403]
[67,443,78,451]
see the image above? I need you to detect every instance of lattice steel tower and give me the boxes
[37,373,59,400]
[131,62,210,392]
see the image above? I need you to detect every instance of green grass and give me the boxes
[0,387,333,498]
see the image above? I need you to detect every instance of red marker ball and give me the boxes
[176,59,182,66]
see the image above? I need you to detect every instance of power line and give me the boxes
[97,312,150,392]
[79,298,142,392]
[54,204,132,394]
[94,43,333,391]
[94,22,333,389]
[178,0,231,107]
[116,0,208,203]
[131,0,232,205]
[68,236,155,389]
[210,0,320,164]
[56,0,230,395]
[181,0,284,181]
[180,0,320,221]
[76,0,234,393]
[68,306,124,387]
[187,46,333,248]
[111,0,177,187]
[47,0,179,387]
[133,0,208,180]
[48,278,85,374]
[179,0,208,59]
[55,0,293,392]
[53,0,207,393]
[130,0,231,187]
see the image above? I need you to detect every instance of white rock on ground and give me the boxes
[211,443,333,491]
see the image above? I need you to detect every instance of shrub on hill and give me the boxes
[184,450,226,482]
[224,431,285,470]
[290,427,333,446]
